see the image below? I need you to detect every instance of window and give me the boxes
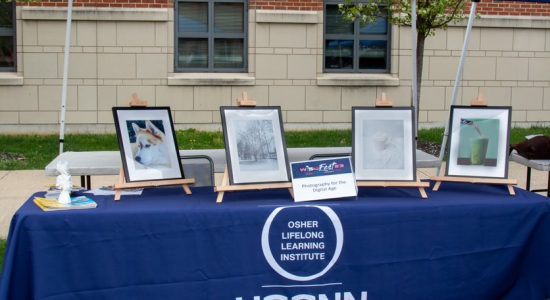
[324,1,390,73]
[0,1,16,72]
[175,0,247,72]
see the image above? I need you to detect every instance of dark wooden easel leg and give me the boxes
[526,167,532,191]
[547,171,549,198]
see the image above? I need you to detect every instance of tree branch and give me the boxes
[432,0,467,28]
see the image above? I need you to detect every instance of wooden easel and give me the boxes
[113,93,195,201]
[215,169,293,203]
[375,92,394,107]
[430,94,517,195]
[236,91,256,107]
[356,93,430,199]
[128,92,148,107]
[114,171,195,201]
[215,92,293,203]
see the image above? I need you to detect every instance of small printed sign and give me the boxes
[290,157,357,202]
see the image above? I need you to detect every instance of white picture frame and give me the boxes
[446,106,512,179]
[112,107,184,183]
[352,107,416,181]
[220,106,290,185]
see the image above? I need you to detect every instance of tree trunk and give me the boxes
[415,34,426,127]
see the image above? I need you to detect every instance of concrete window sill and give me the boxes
[255,10,319,24]
[317,74,399,86]
[22,7,168,22]
[0,73,24,86]
[168,73,255,86]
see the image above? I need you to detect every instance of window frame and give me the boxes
[174,0,248,73]
[323,0,391,74]
[0,1,16,72]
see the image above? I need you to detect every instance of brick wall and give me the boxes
[249,0,322,11]
[472,0,550,17]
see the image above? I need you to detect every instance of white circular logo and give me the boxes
[261,205,344,281]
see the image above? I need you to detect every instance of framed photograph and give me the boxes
[220,106,290,185]
[446,106,511,179]
[112,107,184,183]
[352,107,416,181]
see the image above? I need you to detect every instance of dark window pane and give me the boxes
[178,2,208,33]
[359,40,387,69]
[359,16,387,34]
[0,2,13,29]
[175,0,247,72]
[325,40,353,69]
[178,38,208,68]
[214,39,244,68]
[0,36,14,68]
[325,5,353,35]
[214,3,244,33]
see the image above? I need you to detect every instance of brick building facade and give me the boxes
[0,0,549,132]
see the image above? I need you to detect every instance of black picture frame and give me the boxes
[445,105,512,179]
[112,107,184,183]
[220,106,291,185]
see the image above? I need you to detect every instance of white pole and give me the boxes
[411,0,418,138]
[59,0,74,154]
[436,0,479,175]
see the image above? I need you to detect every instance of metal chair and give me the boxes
[308,153,351,160]
[509,151,550,197]
[180,155,215,187]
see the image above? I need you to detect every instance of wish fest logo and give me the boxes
[298,161,346,177]
[261,206,343,281]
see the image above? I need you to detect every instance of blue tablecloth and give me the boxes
[1,183,549,300]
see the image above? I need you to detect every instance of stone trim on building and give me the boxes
[21,7,170,21]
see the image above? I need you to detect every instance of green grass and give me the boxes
[0,134,119,170]
[417,127,445,144]
[1,238,5,272]
[177,129,225,150]
[0,130,354,170]
[285,130,351,147]
[509,127,550,144]
[0,127,548,170]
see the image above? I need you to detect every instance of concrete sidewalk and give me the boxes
[0,163,548,239]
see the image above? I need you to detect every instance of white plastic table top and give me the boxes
[509,151,550,172]
[45,148,441,176]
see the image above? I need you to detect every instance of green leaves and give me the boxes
[338,0,468,38]
[339,0,388,25]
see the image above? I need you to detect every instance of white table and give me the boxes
[44,150,227,189]
[45,148,441,189]
[509,150,550,197]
